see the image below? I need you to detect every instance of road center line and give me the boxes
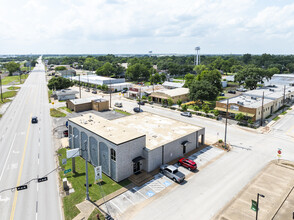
[0,134,17,183]
[9,114,32,220]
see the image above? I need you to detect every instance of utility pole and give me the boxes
[260,92,264,127]
[79,75,81,98]
[84,140,90,200]
[0,75,3,102]
[224,99,229,148]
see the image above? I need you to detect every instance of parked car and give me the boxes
[63,130,68,137]
[137,101,145,105]
[220,93,225,96]
[160,164,185,183]
[85,88,90,92]
[236,88,247,92]
[228,90,236,94]
[114,102,123,108]
[92,90,97,94]
[178,158,197,171]
[31,116,38,124]
[133,107,143,113]
[181,112,192,117]
[122,88,128,93]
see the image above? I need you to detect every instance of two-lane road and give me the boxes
[0,59,61,220]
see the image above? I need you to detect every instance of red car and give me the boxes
[178,158,197,171]
[63,130,68,137]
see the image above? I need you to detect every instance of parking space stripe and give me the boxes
[133,187,148,199]
[109,201,123,214]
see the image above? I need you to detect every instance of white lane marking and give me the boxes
[0,134,16,182]
[12,150,20,154]
[37,183,39,192]
[132,187,148,199]
[122,194,135,205]
[38,158,39,165]
[35,213,38,220]
[109,201,123,213]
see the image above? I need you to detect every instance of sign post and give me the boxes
[251,200,257,212]
[94,166,102,182]
[277,148,282,163]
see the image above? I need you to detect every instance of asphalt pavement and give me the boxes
[0,58,62,220]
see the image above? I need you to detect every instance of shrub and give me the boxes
[181,104,188,111]
[218,139,223,143]
[193,105,199,111]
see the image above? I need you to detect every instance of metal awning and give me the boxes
[132,156,145,163]
[181,141,190,146]
[215,107,255,117]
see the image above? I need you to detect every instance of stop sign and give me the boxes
[278,150,281,154]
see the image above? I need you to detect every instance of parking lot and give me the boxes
[100,146,224,219]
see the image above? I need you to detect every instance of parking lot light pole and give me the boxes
[256,193,265,220]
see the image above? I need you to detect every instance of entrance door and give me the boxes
[133,162,140,174]
[183,145,186,154]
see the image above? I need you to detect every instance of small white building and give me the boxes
[55,89,79,101]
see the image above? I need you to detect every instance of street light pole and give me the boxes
[256,193,265,220]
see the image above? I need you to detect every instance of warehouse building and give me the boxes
[66,97,109,112]
[55,89,79,101]
[215,84,294,121]
[150,88,189,104]
[68,112,205,182]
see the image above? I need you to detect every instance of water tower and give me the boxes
[194,47,200,65]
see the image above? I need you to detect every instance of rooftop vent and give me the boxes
[237,101,244,105]
[251,97,257,100]
[269,89,275,92]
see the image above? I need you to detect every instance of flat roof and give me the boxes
[113,112,202,150]
[69,113,144,145]
[56,89,79,96]
[220,85,294,108]
[151,88,189,97]
[162,81,184,88]
[69,112,202,150]
[69,97,106,105]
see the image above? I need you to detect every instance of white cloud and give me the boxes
[0,0,293,54]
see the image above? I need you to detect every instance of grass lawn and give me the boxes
[50,108,66,117]
[273,116,280,121]
[2,91,17,99]
[59,107,72,113]
[280,111,287,115]
[114,109,131,116]
[1,75,28,85]
[172,80,183,83]
[0,114,2,118]
[0,98,12,104]
[57,148,131,220]
[7,86,20,90]
[88,209,105,220]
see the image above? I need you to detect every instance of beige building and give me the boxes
[68,112,205,182]
[66,97,109,112]
[150,88,189,104]
[216,85,294,121]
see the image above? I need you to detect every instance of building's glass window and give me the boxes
[111,149,116,161]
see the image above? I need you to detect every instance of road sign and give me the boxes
[37,177,48,183]
[52,102,54,105]
[67,148,80,158]
[16,185,28,191]
[62,158,67,165]
[277,154,281,157]
[278,150,281,154]
[251,200,257,212]
[64,169,72,174]
[94,166,102,181]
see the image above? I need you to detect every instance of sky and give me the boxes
[0,0,294,55]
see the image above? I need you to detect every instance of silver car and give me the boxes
[160,164,185,183]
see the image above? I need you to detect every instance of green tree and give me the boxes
[160,73,167,82]
[95,62,114,76]
[203,104,210,114]
[213,109,219,116]
[181,104,188,111]
[167,98,173,106]
[235,113,245,121]
[6,61,20,76]
[196,69,222,92]
[183,73,196,88]
[193,105,199,111]
[55,66,67,71]
[47,77,73,90]
[126,63,149,81]
[177,99,182,106]
[189,80,219,101]
[193,64,207,74]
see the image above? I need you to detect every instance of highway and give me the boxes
[0,58,62,220]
